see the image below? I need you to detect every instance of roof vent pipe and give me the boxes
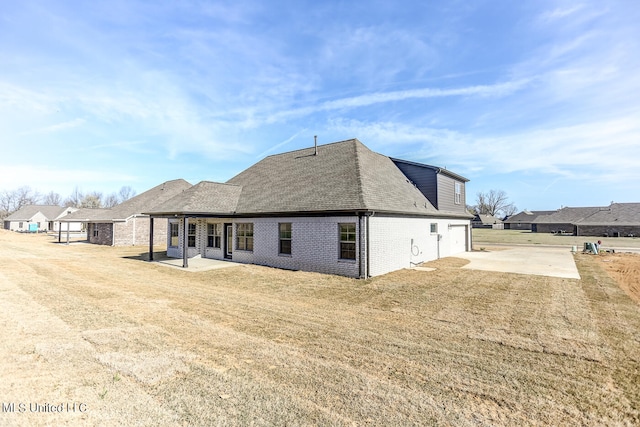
[314,135,318,155]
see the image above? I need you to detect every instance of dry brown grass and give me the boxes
[598,252,640,304]
[1,230,639,426]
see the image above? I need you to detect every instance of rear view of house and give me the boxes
[61,179,191,246]
[3,205,82,232]
[147,139,472,278]
[529,203,640,236]
[574,203,640,237]
[503,210,555,230]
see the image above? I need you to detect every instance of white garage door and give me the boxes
[449,225,467,255]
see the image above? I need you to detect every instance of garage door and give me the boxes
[449,225,467,255]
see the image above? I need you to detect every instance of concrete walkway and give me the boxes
[456,246,581,279]
[152,255,243,272]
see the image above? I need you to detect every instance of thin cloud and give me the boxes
[540,5,585,22]
[20,118,85,135]
[265,79,531,124]
[256,129,308,159]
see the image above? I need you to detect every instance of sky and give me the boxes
[1,0,639,211]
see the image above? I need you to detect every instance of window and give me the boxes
[236,223,254,251]
[207,223,221,248]
[339,223,356,260]
[19,222,23,228]
[279,223,291,255]
[188,223,196,247]
[454,182,462,205]
[430,223,438,234]
[170,223,179,247]
[93,228,99,237]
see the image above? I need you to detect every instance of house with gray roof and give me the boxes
[146,139,472,278]
[61,179,191,246]
[503,210,555,230]
[575,203,640,237]
[532,207,603,234]
[471,214,504,229]
[3,205,82,232]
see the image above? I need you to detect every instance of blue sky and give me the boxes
[1,0,639,211]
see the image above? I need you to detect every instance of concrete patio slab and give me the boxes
[456,246,581,279]
[152,255,243,272]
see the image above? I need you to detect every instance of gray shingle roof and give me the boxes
[147,181,241,215]
[62,179,192,222]
[4,205,67,221]
[226,139,442,216]
[576,203,640,226]
[473,214,503,225]
[533,207,604,224]
[60,208,112,222]
[503,210,555,223]
[143,139,471,218]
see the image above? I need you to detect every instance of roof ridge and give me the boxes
[263,138,359,158]
[352,140,367,208]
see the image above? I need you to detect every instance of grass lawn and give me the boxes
[472,228,640,249]
[1,230,639,425]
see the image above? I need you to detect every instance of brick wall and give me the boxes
[577,225,639,237]
[534,223,575,234]
[112,216,169,246]
[87,223,113,245]
[230,216,360,277]
[166,215,470,278]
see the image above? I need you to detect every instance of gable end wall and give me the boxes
[392,162,438,208]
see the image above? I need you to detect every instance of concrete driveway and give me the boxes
[456,246,581,279]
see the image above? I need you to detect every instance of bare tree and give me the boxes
[80,192,103,208]
[64,187,84,208]
[118,186,136,203]
[474,190,517,218]
[0,186,40,216]
[103,193,120,208]
[0,190,15,217]
[43,191,62,206]
[15,186,41,209]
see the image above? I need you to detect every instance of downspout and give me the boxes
[132,216,136,245]
[366,213,370,278]
[366,211,374,278]
[358,214,364,279]
[148,217,154,261]
[183,216,189,268]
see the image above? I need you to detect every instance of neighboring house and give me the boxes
[3,205,82,232]
[146,139,472,278]
[532,207,604,234]
[574,203,640,237]
[471,214,503,229]
[61,179,191,246]
[503,210,555,230]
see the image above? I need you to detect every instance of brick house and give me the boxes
[503,210,555,230]
[146,139,472,278]
[530,203,640,236]
[574,203,640,237]
[471,214,504,229]
[61,179,191,246]
[532,206,606,234]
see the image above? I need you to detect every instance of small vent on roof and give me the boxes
[314,135,318,155]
